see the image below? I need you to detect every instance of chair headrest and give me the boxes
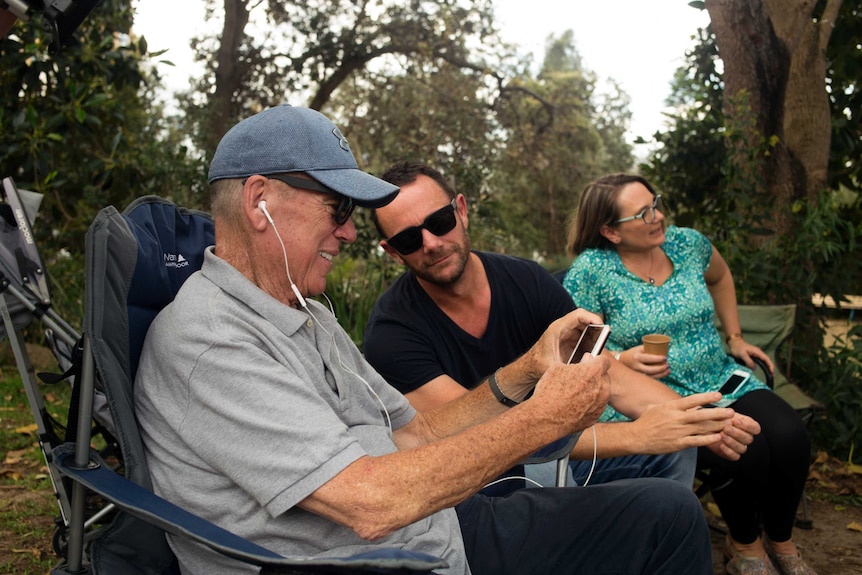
[122,196,214,379]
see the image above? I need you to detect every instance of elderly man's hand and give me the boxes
[522,309,604,378]
[531,356,611,434]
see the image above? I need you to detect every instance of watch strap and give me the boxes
[488,368,519,407]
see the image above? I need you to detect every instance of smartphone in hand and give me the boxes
[567,324,611,364]
[709,369,751,407]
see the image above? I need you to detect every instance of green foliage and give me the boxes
[808,324,862,459]
[316,254,403,347]
[184,0,503,159]
[643,20,862,459]
[825,1,862,193]
[641,25,725,219]
[1,0,208,329]
[493,31,634,256]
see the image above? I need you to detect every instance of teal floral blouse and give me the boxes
[563,226,768,422]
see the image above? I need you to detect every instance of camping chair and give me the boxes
[707,303,823,530]
[716,304,823,424]
[50,196,445,574]
[1,176,119,556]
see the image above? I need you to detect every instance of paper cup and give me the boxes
[642,334,671,356]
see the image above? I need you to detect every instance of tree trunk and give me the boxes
[706,0,795,235]
[205,0,251,158]
[769,0,842,200]
[705,0,842,233]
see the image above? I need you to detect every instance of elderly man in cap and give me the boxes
[135,104,714,575]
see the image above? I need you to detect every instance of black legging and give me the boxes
[697,389,811,544]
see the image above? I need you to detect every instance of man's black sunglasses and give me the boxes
[386,198,459,255]
[263,173,355,226]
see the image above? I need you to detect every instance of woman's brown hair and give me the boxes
[565,174,659,256]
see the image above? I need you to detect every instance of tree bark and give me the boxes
[770,0,842,199]
[705,0,842,232]
[707,0,794,234]
[206,0,251,157]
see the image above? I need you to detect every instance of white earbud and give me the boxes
[259,200,275,225]
[258,198,307,309]
[256,201,390,431]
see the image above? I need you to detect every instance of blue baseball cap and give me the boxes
[208,105,398,208]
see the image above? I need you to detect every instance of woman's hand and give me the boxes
[617,346,671,379]
[727,338,774,374]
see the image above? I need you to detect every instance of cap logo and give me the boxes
[331,127,351,152]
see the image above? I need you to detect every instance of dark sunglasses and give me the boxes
[265,173,355,226]
[386,198,459,255]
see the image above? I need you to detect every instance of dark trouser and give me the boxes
[698,388,811,544]
[455,477,712,575]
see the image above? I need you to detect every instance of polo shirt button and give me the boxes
[306,319,313,327]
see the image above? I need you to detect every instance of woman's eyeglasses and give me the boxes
[386,198,459,255]
[265,174,355,226]
[614,195,663,225]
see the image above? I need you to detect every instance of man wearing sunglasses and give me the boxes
[366,160,761,490]
[135,106,714,575]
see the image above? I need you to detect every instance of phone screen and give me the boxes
[718,372,748,395]
[567,324,610,364]
[709,370,751,407]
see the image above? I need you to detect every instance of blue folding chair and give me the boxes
[51,196,445,574]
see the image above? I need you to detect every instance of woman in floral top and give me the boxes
[563,174,814,575]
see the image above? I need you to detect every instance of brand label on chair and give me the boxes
[164,252,189,269]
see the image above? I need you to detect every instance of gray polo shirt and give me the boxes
[135,247,467,574]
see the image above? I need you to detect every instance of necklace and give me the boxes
[647,249,656,284]
[622,249,656,284]
[645,249,656,284]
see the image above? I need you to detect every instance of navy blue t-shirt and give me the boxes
[364,252,575,494]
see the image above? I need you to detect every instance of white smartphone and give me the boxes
[567,324,611,364]
[710,369,751,407]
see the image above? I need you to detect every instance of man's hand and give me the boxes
[624,392,756,455]
[522,309,603,377]
[706,411,761,461]
[530,356,611,434]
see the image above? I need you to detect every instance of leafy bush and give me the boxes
[316,254,402,347]
[807,324,862,459]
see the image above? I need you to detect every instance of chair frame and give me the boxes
[2,177,118,557]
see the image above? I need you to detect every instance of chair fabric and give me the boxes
[55,196,445,574]
[0,178,50,337]
[52,446,441,574]
[710,304,820,530]
[82,196,213,574]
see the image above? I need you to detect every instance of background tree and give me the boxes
[642,6,861,459]
[181,0,503,160]
[0,0,206,326]
[704,0,844,236]
[492,31,633,257]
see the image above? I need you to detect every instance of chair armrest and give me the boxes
[51,445,446,574]
[521,433,581,465]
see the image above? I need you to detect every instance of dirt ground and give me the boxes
[1,452,860,573]
[707,452,862,574]
[2,332,861,573]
